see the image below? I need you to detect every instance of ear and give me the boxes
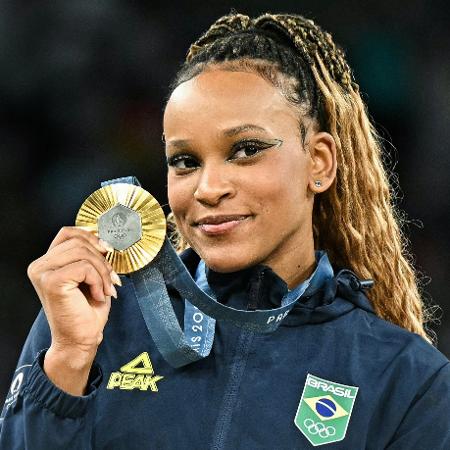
[307,131,337,194]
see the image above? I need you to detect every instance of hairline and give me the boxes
[166,57,317,147]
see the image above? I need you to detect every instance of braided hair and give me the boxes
[164,12,434,343]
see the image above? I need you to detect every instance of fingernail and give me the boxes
[99,239,114,253]
[110,284,117,299]
[111,271,122,286]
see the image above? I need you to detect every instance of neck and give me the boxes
[263,231,316,290]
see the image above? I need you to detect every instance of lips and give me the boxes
[196,215,249,225]
[194,215,251,235]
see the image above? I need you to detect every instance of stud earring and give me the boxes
[314,180,322,187]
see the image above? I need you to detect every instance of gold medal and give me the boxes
[75,183,166,274]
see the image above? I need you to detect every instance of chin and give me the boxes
[197,247,259,273]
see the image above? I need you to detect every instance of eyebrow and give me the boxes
[165,123,268,148]
[223,123,267,137]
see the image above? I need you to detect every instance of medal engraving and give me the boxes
[75,182,166,274]
[98,204,142,251]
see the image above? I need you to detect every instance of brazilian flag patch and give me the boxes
[294,374,358,446]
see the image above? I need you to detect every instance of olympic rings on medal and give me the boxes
[303,419,336,438]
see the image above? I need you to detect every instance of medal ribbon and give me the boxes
[101,177,334,368]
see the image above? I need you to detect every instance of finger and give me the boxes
[75,225,98,234]
[43,260,107,303]
[35,236,118,287]
[45,237,113,271]
[44,245,117,298]
[73,226,115,253]
[31,237,121,295]
[48,226,108,253]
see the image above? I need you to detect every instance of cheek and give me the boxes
[167,174,194,220]
[251,156,307,207]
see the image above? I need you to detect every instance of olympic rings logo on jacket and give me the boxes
[303,419,336,438]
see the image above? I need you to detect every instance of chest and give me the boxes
[92,311,401,449]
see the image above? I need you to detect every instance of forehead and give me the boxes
[163,70,299,136]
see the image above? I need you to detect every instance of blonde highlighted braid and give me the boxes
[165,12,435,343]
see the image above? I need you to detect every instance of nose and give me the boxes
[193,163,236,206]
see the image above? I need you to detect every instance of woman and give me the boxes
[1,11,449,449]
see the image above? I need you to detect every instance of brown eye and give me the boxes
[234,144,261,158]
[167,154,199,170]
[229,140,276,161]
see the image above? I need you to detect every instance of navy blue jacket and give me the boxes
[1,249,450,449]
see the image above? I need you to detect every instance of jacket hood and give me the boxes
[179,248,375,327]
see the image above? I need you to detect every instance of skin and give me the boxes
[164,69,337,289]
[29,67,337,397]
[27,227,121,395]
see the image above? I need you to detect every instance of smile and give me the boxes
[195,215,251,235]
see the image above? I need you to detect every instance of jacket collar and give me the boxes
[179,248,375,325]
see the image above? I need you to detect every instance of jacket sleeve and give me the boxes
[0,309,102,450]
[386,362,450,449]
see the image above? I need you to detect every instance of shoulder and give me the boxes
[329,268,449,372]
[352,306,449,382]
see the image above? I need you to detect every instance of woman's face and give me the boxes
[163,69,329,275]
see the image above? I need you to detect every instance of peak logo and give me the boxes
[107,352,164,392]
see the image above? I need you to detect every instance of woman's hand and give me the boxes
[26,226,121,394]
